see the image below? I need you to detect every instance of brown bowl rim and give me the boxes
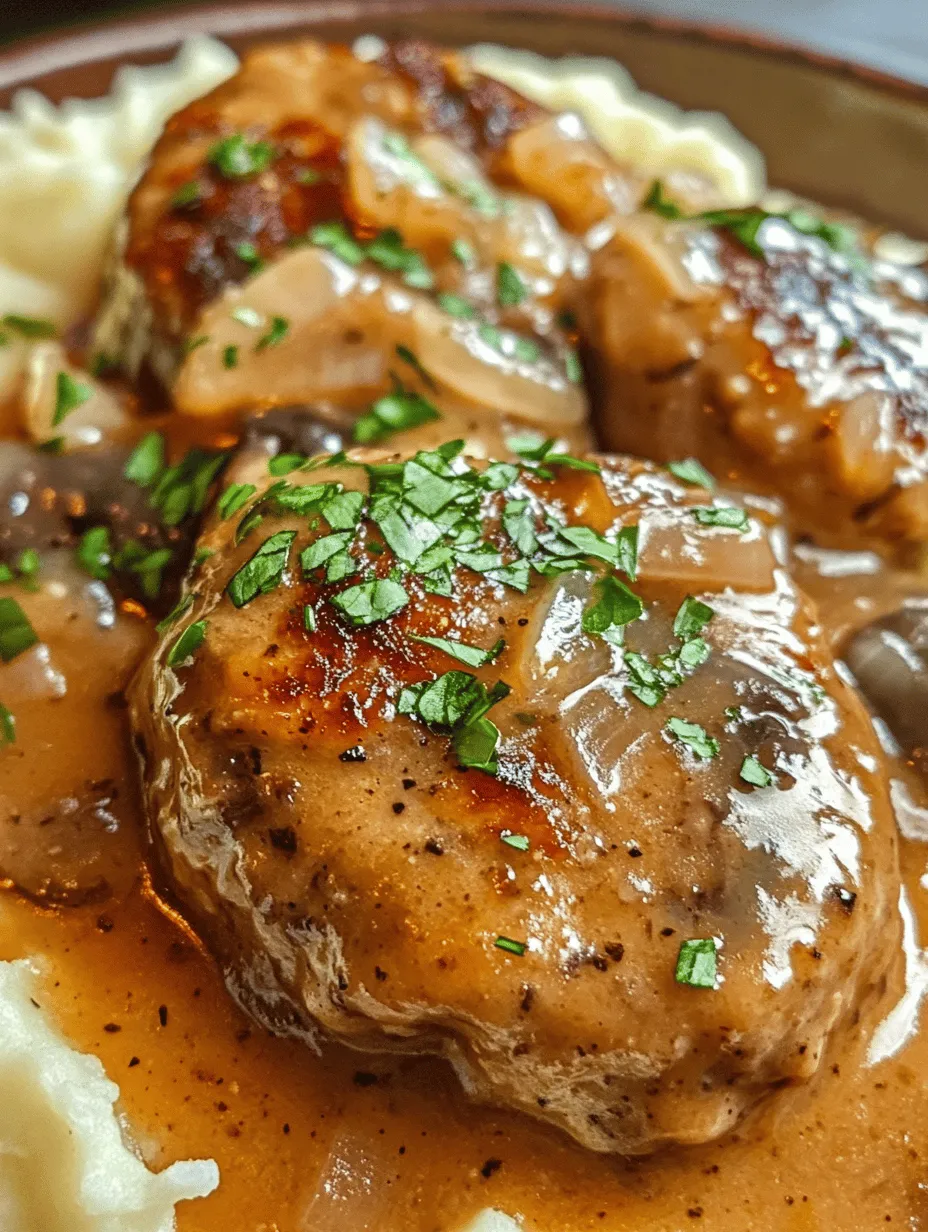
[1,0,927,109]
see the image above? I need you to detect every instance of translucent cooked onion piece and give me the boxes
[20,342,128,450]
[347,117,586,283]
[174,246,587,429]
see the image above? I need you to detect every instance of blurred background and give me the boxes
[1,0,926,85]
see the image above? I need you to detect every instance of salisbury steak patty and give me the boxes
[130,444,899,1154]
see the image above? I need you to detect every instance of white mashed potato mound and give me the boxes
[0,959,219,1232]
[470,43,765,208]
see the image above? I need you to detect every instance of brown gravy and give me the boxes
[2,543,928,1231]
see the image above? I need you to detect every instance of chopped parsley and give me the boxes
[437,292,477,319]
[166,620,207,668]
[149,448,227,527]
[500,832,530,852]
[668,458,715,489]
[410,634,505,668]
[233,240,263,270]
[53,372,92,426]
[76,526,112,581]
[227,530,296,608]
[582,575,644,646]
[124,432,165,487]
[366,228,433,289]
[353,387,440,444]
[0,597,38,662]
[666,717,720,761]
[644,179,862,264]
[223,344,239,369]
[496,262,527,308]
[450,237,476,267]
[494,936,526,957]
[394,344,436,389]
[513,436,600,476]
[693,506,750,533]
[256,315,289,351]
[209,133,275,179]
[329,577,408,627]
[218,483,257,520]
[398,671,509,774]
[0,703,14,746]
[675,938,718,988]
[2,314,56,339]
[309,220,365,265]
[302,604,316,632]
[740,755,775,788]
[673,596,714,641]
[156,592,195,634]
[170,180,202,208]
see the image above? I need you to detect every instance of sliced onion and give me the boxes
[20,342,128,449]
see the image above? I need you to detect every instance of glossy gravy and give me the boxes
[1,516,927,1231]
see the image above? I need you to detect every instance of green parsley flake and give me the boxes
[309,220,365,264]
[673,596,714,641]
[494,936,526,957]
[209,134,275,179]
[124,432,165,487]
[234,240,263,270]
[256,316,289,351]
[693,506,750,532]
[149,449,227,527]
[53,372,92,426]
[0,597,38,662]
[501,832,530,852]
[366,228,433,289]
[410,634,505,668]
[268,453,307,476]
[2,314,56,339]
[167,620,207,668]
[582,575,644,646]
[666,717,720,761]
[183,334,210,354]
[329,577,408,627]
[564,349,583,384]
[513,436,600,475]
[740,755,775,788]
[0,703,14,746]
[76,526,112,581]
[453,716,502,773]
[353,389,440,443]
[171,180,202,208]
[300,531,353,573]
[456,178,504,218]
[450,237,476,267]
[217,482,257,520]
[496,262,527,307]
[643,181,684,220]
[675,938,718,988]
[223,344,239,369]
[227,531,296,608]
[156,592,195,634]
[437,292,477,319]
[668,458,715,489]
[303,604,316,632]
[394,344,436,389]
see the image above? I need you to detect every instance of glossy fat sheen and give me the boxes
[130,451,900,1155]
[584,213,928,554]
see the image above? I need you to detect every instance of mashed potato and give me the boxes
[0,29,762,1230]
[0,959,218,1232]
